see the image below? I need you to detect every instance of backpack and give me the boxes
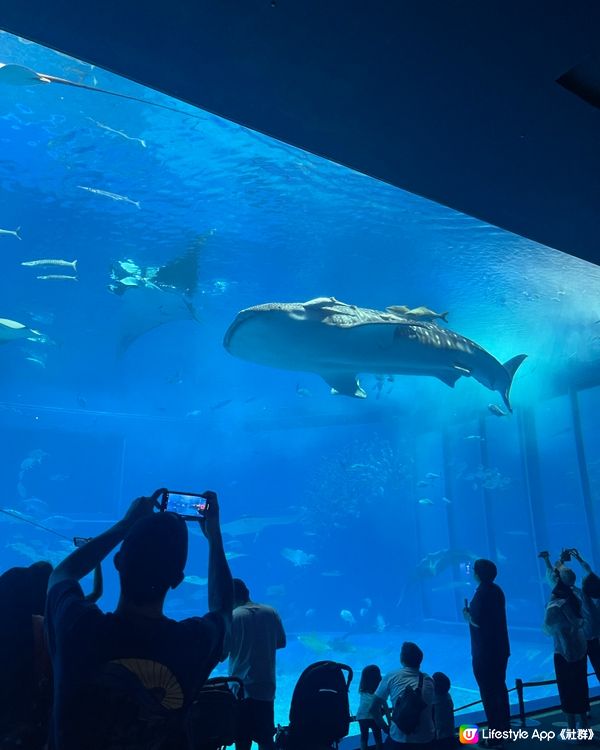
[392,673,426,736]
[280,660,352,749]
[185,676,243,750]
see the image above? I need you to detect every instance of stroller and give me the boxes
[276,661,353,750]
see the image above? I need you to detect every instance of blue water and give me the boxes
[1,29,600,731]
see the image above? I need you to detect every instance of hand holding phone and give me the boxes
[160,490,210,521]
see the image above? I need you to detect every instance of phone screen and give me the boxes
[165,491,208,519]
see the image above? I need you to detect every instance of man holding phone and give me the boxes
[45,488,233,750]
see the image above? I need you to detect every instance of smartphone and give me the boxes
[73,536,92,548]
[160,490,209,520]
[464,598,469,610]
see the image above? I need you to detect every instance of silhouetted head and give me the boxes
[359,664,382,693]
[232,578,250,608]
[114,512,187,605]
[432,671,451,695]
[400,641,424,669]
[474,558,497,584]
[560,567,576,587]
[583,572,600,599]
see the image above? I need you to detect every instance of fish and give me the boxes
[488,404,508,417]
[464,435,484,441]
[425,472,440,480]
[221,513,299,538]
[25,355,46,368]
[22,259,77,271]
[266,584,286,597]
[297,633,331,654]
[224,551,247,561]
[403,306,449,323]
[112,237,209,354]
[305,608,316,618]
[442,496,452,504]
[375,614,387,632]
[210,399,232,411]
[296,385,311,397]
[281,547,316,567]
[0,318,45,344]
[0,226,21,240]
[0,63,202,119]
[415,548,479,578]
[418,498,434,505]
[223,297,526,411]
[78,185,140,209]
[416,480,429,487]
[87,118,147,147]
[340,609,356,625]
[183,575,208,586]
[36,275,78,281]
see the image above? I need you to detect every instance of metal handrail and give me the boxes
[453,670,597,721]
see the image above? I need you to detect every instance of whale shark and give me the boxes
[223,297,527,411]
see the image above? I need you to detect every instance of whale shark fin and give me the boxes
[436,371,462,388]
[500,354,527,412]
[324,372,367,399]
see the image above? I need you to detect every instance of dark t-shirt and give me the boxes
[469,582,510,662]
[45,580,225,750]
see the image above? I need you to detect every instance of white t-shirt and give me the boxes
[228,602,286,701]
[375,667,434,744]
[543,598,587,662]
[356,691,387,727]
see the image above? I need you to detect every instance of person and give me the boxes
[431,672,455,748]
[228,578,286,750]
[0,561,53,749]
[543,572,589,733]
[538,549,578,589]
[463,559,510,748]
[374,641,434,748]
[45,488,233,750]
[356,664,389,750]
[570,549,600,682]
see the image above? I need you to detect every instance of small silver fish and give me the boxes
[22,259,77,271]
[488,404,508,417]
[87,118,147,147]
[0,226,21,240]
[78,185,140,208]
[36,274,78,281]
[418,497,434,505]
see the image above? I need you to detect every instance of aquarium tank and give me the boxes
[1,29,599,730]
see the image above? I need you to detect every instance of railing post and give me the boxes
[516,679,526,726]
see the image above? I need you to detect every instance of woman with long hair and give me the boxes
[543,571,589,733]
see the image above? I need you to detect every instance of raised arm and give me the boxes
[49,494,159,591]
[571,549,592,574]
[198,491,233,646]
[84,564,104,604]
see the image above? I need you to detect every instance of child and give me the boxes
[356,664,389,750]
[432,671,456,748]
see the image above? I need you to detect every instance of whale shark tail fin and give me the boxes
[500,354,527,412]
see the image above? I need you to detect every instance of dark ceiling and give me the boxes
[1,0,599,266]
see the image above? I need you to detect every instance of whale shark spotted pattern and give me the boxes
[223,297,527,411]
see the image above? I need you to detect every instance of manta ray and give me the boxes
[112,236,208,354]
[0,63,199,119]
[223,297,527,410]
